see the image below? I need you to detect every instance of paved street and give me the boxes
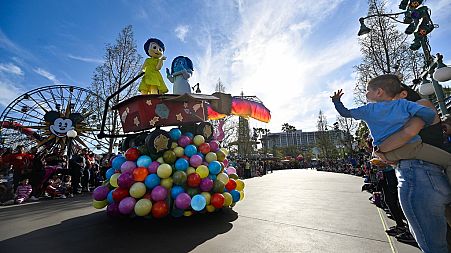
[0,169,420,253]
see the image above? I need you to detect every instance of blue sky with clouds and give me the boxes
[1,0,450,132]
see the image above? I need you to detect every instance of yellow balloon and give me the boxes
[193,135,205,146]
[157,163,172,178]
[93,199,108,209]
[109,173,121,188]
[235,179,245,191]
[161,177,173,189]
[205,152,217,163]
[171,142,178,149]
[184,210,193,216]
[201,192,211,205]
[196,165,209,178]
[134,199,152,216]
[239,191,245,201]
[206,204,215,212]
[223,192,233,207]
[220,148,229,156]
[129,182,146,198]
[216,150,226,162]
[173,147,184,157]
[157,157,165,163]
[186,167,196,175]
[217,173,229,184]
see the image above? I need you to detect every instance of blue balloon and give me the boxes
[171,185,185,199]
[105,168,115,180]
[230,190,240,202]
[208,161,222,175]
[169,128,182,141]
[112,155,126,170]
[144,174,161,189]
[184,145,197,157]
[208,174,217,181]
[175,158,189,171]
[196,152,205,160]
[191,194,206,211]
[137,155,152,168]
[107,190,114,203]
[184,132,194,139]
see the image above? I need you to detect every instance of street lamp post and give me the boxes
[358,0,451,116]
[66,129,78,169]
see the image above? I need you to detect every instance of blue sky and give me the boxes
[1,0,451,133]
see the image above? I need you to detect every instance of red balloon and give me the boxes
[125,148,141,161]
[211,193,225,208]
[133,167,149,181]
[142,192,152,200]
[198,143,211,154]
[225,179,237,191]
[152,201,169,218]
[187,173,201,187]
[112,187,129,202]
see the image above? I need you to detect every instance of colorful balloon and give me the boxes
[171,185,185,199]
[134,199,152,216]
[112,155,126,170]
[144,174,161,189]
[125,148,141,161]
[226,167,237,175]
[225,179,237,191]
[117,172,134,189]
[118,197,136,215]
[175,158,189,171]
[216,150,226,162]
[211,193,225,209]
[93,199,108,209]
[198,143,210,154]
[191,194,206,211]
[199,177,214,192]
[193,135,205,146]
[209,140,220,152]
[105,168,115,180]
[148,161,160,174]
[187,173,201,187]
[172,170,187,185]
[151,185,168,201]
[216,173,229,184]
[184,144,197,157]
[160,177,173,189]
[196,165,209,178]
[112,187,129,202]
[205,152,217,163]
[177,135,191,147]
[189,155,203,168]
[201,192,211,205]
[151,201,169,218]
[157,163,173,178]
[173,147,185,157]
[223,192,233,206]
[169,128,182,141]
[163,150,177,164]
[107,202,120,217]
[175,193,191,209]
[129,182,146,198]
[230,190,240,202]
[92,185,109,201]
[133,167,149,181]
[137,155,152,168]
[120,161,137,173]
[208,161,222,175]
[213,180,225,193]
[236,179,245,191]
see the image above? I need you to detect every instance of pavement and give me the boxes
[0,169,421,253]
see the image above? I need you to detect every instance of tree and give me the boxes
[336,115,359,155]
[316,110,336,159]
[281,123,296,147]
[90,25,143,152]
[354,0,423,104]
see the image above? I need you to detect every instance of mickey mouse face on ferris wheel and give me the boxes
[44,111,84,138]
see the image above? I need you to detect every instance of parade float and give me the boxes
[92,38,271,218]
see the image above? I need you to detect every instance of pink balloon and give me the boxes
[148,161,160,174]
[226,167,237,175]
[178,135,191,147]
[209,140,220,152]
[120,161,137,173]
[190,155,203,168]
[223,158,229,167]
[175,193,191,209]
[151,186,168,201]
[118,197,136,215]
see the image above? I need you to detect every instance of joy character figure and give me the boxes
[139,38,168,95]
[166,56,193,94]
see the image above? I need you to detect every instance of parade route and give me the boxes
[0,169,421,253]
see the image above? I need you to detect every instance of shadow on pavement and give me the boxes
[0,207,238,253]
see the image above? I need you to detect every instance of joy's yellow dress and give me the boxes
[139,58,168,94]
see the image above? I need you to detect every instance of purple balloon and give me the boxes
[121,161,137,173]
[189,155,203,168]
[151,185,168,201]
[117,173,134,189]
[148,161,160,174]
[178,135,191,147]
[92,185,109,201]
[175,193,191,209]
[199,178,214,192]
[209,140,220,152]
[107,202,120,217]
[118,197,136,215]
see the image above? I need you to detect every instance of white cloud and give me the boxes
[68,54,103,64]
[33,68,60,84]
[0,79,23,108]
[191,0,360,132]
[175,25,190,42]
[0,63,23,76]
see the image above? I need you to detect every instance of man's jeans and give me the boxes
[397,160,451,253]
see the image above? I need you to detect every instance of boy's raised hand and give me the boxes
[330,89,344,102]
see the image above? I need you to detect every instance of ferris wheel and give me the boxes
[0,85,110,154]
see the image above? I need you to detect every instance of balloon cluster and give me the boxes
[92,128,245,218]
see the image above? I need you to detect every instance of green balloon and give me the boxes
[186,187,200,197]
[173,171,187,185]
[229,173,239,180]
[137,145,149,156]
[163,150,177,164]
[213,180,225,193]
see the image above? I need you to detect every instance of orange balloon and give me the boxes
[133,167,149,181]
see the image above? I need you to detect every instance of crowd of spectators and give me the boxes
[0,146,112,206]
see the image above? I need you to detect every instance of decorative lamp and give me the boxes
[405,23,416,34]
[358,18,371,36]
[399,0,409,10]
[418,77,435,96]
[409,36,422,51]
[433,57,451,82]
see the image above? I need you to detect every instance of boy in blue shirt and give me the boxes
[331,74,451,183]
